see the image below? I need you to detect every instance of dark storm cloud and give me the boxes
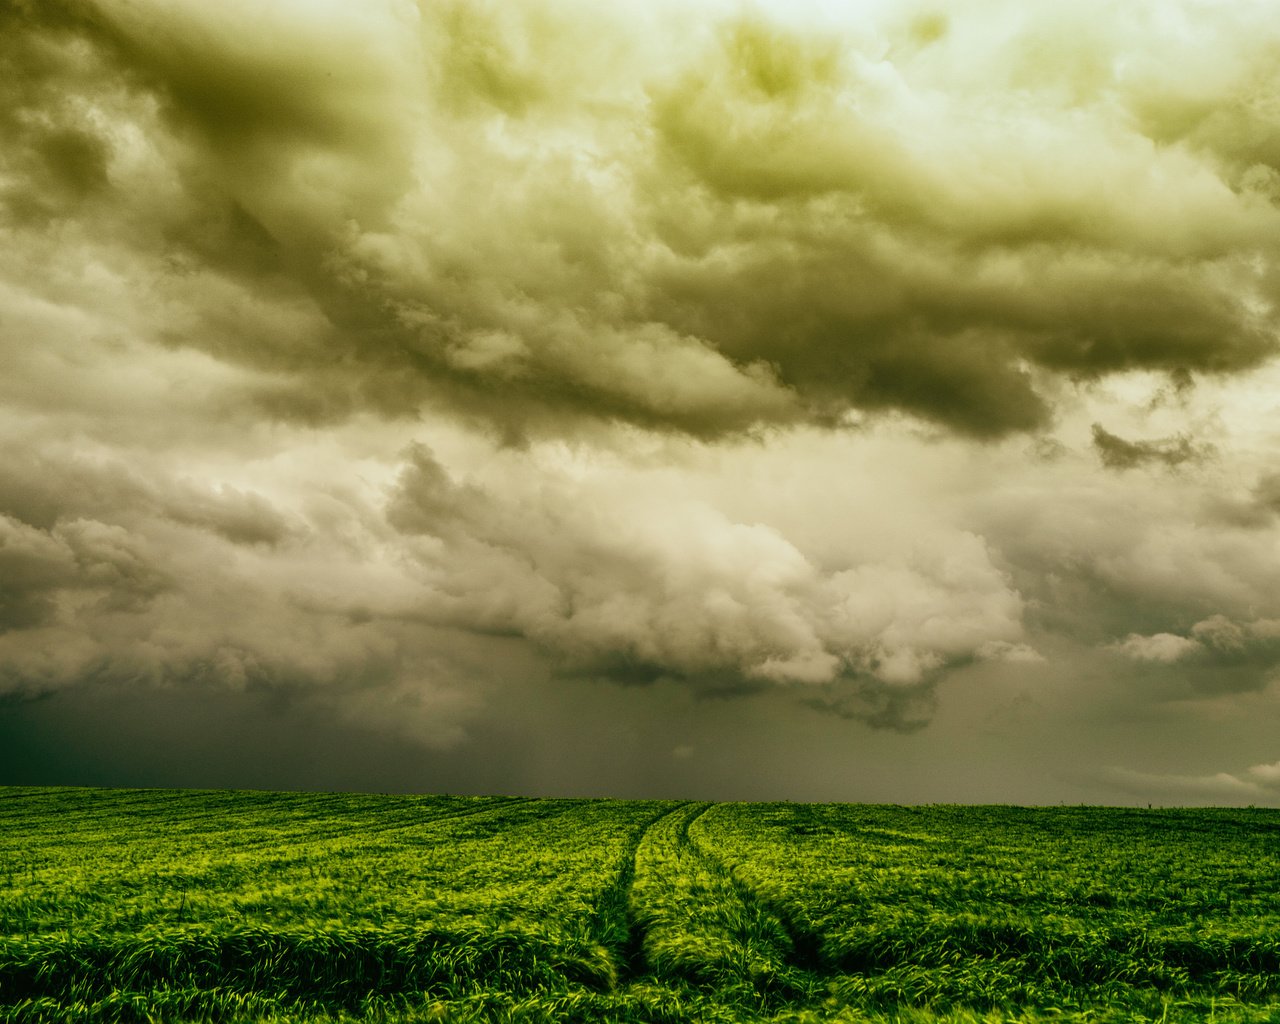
[1106,615,1280,698]
[638,11,1280,434]
[1204,470,1280,530]
[986,489,1280,657]
[1250,472,1280,517]
[955,413,1280,708]
[7,1,1280,441]
[0,440,481,748]
[0,3,115,226]
[0,449,295,547]
[5,0,1280,794]
[1090,424,1208,470]
[803,681,939,734]
[0,516,78,633]
[0,497,173,638]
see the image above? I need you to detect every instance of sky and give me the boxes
[4,0,1280,805]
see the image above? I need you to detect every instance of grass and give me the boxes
[3,788,1280,1022]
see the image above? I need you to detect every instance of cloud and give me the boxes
[1091,424,1209,470]
[1253,472,1280,515]
[1109,632,1203,663]
[0,439,482,747]
[977,640,1046,664]
[0,426,1038,735]
[1102,750,1280,805]
[1247,760,1280,785]
[1108,616,1280,667]
[0,515,80,633]
[803,681,939,734]
[0,448,297,549]
[1101,766,1268,803]
[1095,613,1280,707]
[6,0,1280,788]
[385,442,1027,698]
[1190,614,1251,653]
[6,0,1280,443]
[967,411,1280,651]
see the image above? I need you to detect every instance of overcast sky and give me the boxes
[4,0,1280,804]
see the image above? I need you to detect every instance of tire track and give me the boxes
[590,801,693,987]
[622,801,755,988]
[654,803,824,1002]
[684,807,827,977]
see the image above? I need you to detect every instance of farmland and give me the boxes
[3,789,1279,1022]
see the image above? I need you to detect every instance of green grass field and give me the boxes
[3,788,1279,1023]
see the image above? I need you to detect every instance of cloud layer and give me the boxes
[4,0,1280,797]
[8,0,1280,439]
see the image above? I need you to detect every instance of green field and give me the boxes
[3,789,1280,1023]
